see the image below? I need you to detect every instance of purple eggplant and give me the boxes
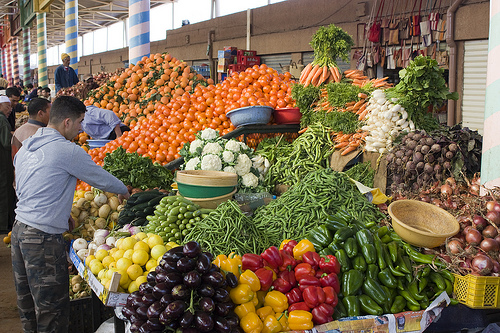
[163,300,187,319]
[214,302,234,317]
[139,282,155,295]
[183,241,202,258]
[147,301,165,319]
[122,305,136,319]
[160,294,173,307]
[163,272,183,288]
[199,297,215,313]
[225,272,238,288]
[213,288,230,303]
[179,310,195,328]
[195,311,215,332]
[129,320,145,332]
[202,271,224,288]
[214,316,231,333]
[177,257,197,273]
[142,293,156,307]
[135,306,149,321]
[152,282,169,300]
[171,284,190,300]
[196,253,212,274]
[183,271,201,289]
[198,284,215,297]
[146,271,157,283]
[162,246,185,264]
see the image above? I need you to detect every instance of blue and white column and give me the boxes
[65,0,78,69]
[23,27,31,85]
[481,0,500,189]
[128,0,150,65]
[37,13,48,88]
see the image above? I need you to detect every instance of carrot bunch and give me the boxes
[299,63,342,87]
[333,131,368,156]
[344,70,393,89]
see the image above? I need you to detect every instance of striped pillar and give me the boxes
[481,0,500,189]
[0,49,3,76]
[65,0,78,67]
[12,37,20,85]
[128,0,150,65]
[6,42,12,86]
[22,27,31,85]
[37,13,48,88]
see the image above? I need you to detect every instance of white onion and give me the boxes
[88,242,98,252]
[94,229,110,239]
[97,244,111,252]
[106,236,116,247]
[93,236,106,247]
[73,238,88,251]
[76,249,89,261]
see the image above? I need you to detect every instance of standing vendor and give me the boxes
[54,53,79,93]
[11,96,129,332]
[0,95,15,232]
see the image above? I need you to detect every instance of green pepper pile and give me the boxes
[306,211,456,317]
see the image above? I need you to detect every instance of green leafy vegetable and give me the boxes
[325,82,367,108]
[344,162,375,188]
[103,147,173,190]
[306,110,361,134]
[310,24,354,67]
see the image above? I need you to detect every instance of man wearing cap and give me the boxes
[0,95,15,232]
[54,53,79,93]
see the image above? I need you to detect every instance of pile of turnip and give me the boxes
[70,189,124,240]
[387,130,458,194]
[362,89,415,154]
[69,274,91,300]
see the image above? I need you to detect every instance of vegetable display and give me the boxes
[118,190,167,227]
[103,147,174,190]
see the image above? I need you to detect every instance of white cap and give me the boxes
[0,95,10,104]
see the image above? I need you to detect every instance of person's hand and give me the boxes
[118,191,130,204]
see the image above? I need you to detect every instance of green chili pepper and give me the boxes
[359,294,383,315]
[399,289,420,308]
[404,244,446,268]
[377,226,389,238]
[390,296,407,313]
[352,254,367,272]
[430,272,446,291]
[355,229,374,246]
[396,249,411,274]
[381,234,393,243]
[419,294,430,309]
[324,214,349,232]
[361,244,377,264]
[344,237,358,258]
[343,269,364,296]
[445,278,453,295]
[388,242,399,263]
[335,249,351,272]
[422,266,431,277]
[418,277,428,293]
[373,233,386,269]
[408,280,425,301]
[378,268,398,289]
[449,298,459,306]
[343,296,361,317]
[366,264,380,281]
[362,277,389,306]
[439,270,455,283]
[334,226,356,242]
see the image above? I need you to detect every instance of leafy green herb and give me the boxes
[325,82,367,108]
[103,147,173,190]
[344,162,375,188]
[310,24,354,67]
[305,110,361,134]
[291,83,321,113]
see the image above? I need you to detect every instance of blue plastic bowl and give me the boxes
[226,105,274,127]
[87,139,112,149]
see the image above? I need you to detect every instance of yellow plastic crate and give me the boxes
[453,273,500,308]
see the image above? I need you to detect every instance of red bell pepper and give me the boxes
[241,253,264,272]
[255,267,274,291]
[323,286,338,307]
[272,277,292,294]
[319,255,341,275]
[319,273,340,294]
[302,286,326,309]
[294,263,315,281]
[279,250,298,272]
[312,303,334,325]
[286,287,303,305]
[302,251,321,270]
[282,240,298,255]
[298,275,321,292]
[288,301,310,312]
[315,269,325,279]
[278,270,297,288]
[262,246,283,270]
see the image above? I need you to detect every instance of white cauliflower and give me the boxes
[223,166,237,174]
[222,150,235,163]
[202,142,223,156]
[200,128,217,140]
[185,157,200,170]
[241,173,259,188]
[225,140,242,153]
[234,154,252,176]
[201,154,222,171]
[189,139,204,155]
[239,142,249,150]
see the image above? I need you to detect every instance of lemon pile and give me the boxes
[85,232,178,293]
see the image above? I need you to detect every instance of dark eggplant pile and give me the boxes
[122,242,239,333]
[387,125,482,194]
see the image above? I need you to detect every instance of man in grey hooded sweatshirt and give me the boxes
[11,96,130,333]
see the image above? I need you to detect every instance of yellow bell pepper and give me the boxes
[213,254,227,267]
[293,239,315,260]
[229,283,255,304]
[288,310,314,330]
[228,252,242,263]
[234,301,256,319]
[214,253,242,278]
[256,305,275,322]
[240,312,264,333]
[252,294,260,307]
[262,315,282,333]
[275,312,290,331]
[240,270,261,292]
[279,239,292,250]
[264,290,288,313]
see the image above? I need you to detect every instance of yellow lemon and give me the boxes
[95,249,109,262]
[85,255,96,267]
[150,244,167,260]
[145,259,157,272]
[102,278,110,289]
[128,280,139,293]
[112,249,125,261]
[132,249,149,266]
[147,234,164,249]
[115,238,124,249]
[106,268,116,280]
[117,269,130,287]
[134,232,147,241]
[120,237,137,251]
[135,275,147,286]
[134,240,150,253]
[90,261,104,276]
[108,248,118,256]
[108,262,117,270]
[116,257,133,271]
[123,249,134,261]
[127,264,144,281]
[98,268,107,280]
[101,255,115,269]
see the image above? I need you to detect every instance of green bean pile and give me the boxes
[182,200,268,255]
[253,169,384,247]
[265,123,334,186]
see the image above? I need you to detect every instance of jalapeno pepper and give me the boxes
[362,277,389,306]
[390,295,407,313]
[408,280,425,301]
[378,267,398,289]
[373,233,387,269]
[430,271,447,291]
[387,242,399,263]
[342,295,361,317]
[359,294,383,316]
[342,269,364,296]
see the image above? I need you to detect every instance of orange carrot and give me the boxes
[310,66,324,86]
[358,108,369,120]
[333,66,341,82]
[334,142,349,149]
[304,64,320,86]
[298,127,308,134]
[341,144,359,156]
[329,66,339,83]
[317,66,329,85]
[353,100,364,111]
[358,93,368,99]
[356,103,367,115]
[299,63,313,83]
[345,101,356,107]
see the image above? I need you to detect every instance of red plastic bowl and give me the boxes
[273,107,302,124]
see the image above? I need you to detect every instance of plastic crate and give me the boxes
[453,273,500,309]
[69,297,94,333]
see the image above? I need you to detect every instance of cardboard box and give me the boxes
[217,50,232,59]
[237,55,260,66]
[69,246,129,308]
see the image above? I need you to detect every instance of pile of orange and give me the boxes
[88,63,296,166]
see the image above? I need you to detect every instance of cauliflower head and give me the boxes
[202,142,223,156]
[223,166,237,174]
[241,173,259,188]
[222,150,235,163]
[234,154,252,176]
[200,128,217,140]
[189,139,204,155]
[225,140,242,153]
[201,154,222,171]
[185,157,201,170]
